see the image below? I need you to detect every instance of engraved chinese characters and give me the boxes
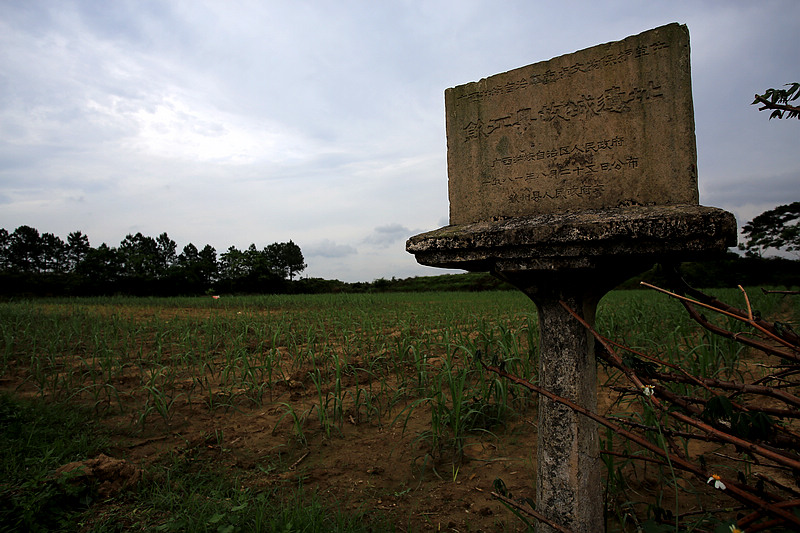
[446,23,699,224]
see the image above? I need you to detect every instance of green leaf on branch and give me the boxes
[702,395,734,423]
[753,82,800,119]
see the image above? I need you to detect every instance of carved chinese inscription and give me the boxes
[446,23,699,225]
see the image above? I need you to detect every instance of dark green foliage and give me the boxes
[752,82,800,120]
[0,393,107,532]
[134,457,386,533]
[364,272,514,293]
[619,254,800,290]
[3,219,798,298]
[702,395,775,441]
[0,225,308,296]
[701,394,735,422]
[7,225,43,272]
[622,354,659,378]
[740,202,800,258]
[291,272,512,294]
[265,240,307,281]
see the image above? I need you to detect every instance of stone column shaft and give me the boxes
[530,292,602,533]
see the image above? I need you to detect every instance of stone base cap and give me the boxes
[406,205,737,273]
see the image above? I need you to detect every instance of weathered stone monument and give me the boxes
[407,24,737,532]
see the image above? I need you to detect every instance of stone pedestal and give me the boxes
[407,205,737,532]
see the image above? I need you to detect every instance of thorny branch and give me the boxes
[482,283,800,531]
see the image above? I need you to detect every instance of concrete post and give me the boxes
[533,293,601,532]
[499,274,610,532]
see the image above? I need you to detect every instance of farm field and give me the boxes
[1,288,797,531]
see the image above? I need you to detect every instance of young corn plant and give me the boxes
[137,364,183,428]
[395,354,504,466]
[309,368,336,438]
[272,402,310,447]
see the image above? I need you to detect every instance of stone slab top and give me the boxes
[446,23,698,224]
[407,204,736,273]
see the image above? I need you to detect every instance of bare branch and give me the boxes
[481,359,800,527]
[641,281,800,355]
[490,491,574,533]
[762,289,800,296]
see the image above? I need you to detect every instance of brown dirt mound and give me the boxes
[55,454,142,498]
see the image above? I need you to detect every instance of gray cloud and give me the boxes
[1,1,799,282]
[305,239,358,259]
[363,223,414,248]
[703,171,800,208]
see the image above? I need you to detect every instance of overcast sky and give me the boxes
[1,1,798,282]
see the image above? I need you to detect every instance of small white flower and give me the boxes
[642,385,655,397]
[707,474,726,490]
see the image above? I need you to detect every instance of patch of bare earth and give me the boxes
[96,379,538,531]
[10,301,790,531]
[3,307,541,531]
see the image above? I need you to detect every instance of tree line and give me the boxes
[0,226,306,296]
[2,200,797,297]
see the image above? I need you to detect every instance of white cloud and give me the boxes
[101,92,309,165]
[1,1,799,283]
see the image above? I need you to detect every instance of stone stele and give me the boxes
[409,22,737,533]
[446,23,698,225]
